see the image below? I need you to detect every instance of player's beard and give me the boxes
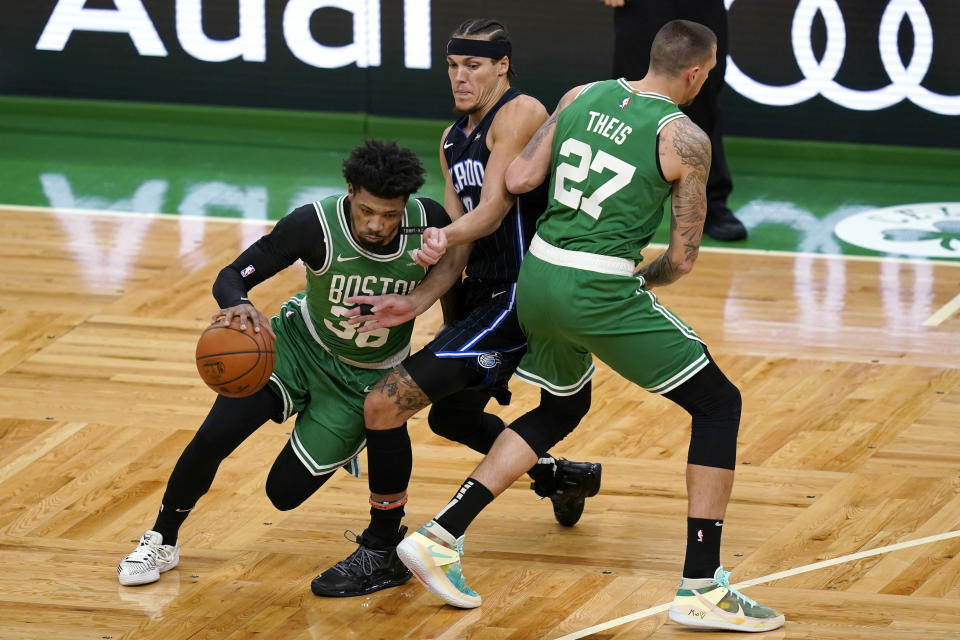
[357,236,388,251]
[347,209,392,252]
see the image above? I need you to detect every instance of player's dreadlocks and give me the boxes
[342,139,425,199]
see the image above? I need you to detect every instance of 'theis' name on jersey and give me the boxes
[585,111,633,145]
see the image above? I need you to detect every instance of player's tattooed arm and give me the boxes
[641,118,710,288]
[506,85,583,194]
[518,106,559,161]
[372,365,431,416]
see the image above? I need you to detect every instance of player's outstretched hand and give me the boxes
[344,295,417,332]
[412,227,447,267]
[212,303,277,340]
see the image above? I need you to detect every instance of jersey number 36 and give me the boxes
[325,306,389,348]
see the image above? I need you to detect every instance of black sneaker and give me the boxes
[531,459,602,527]
[703,207,747,241]
[310,526,412,597]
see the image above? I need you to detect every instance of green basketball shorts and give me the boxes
[268,293,390,477]
[515,238,707,396]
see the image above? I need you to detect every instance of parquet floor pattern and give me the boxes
[0,207,957,639]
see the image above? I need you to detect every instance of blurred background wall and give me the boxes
[3,0,958,147]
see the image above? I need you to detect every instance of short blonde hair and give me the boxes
[650,19,717,76]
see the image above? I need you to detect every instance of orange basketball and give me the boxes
[195,317,275,398]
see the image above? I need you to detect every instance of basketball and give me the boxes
[195,317,275,398]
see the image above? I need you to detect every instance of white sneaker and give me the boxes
[396,520,481,609]
[117,530,180,586]
[668,566,785,632]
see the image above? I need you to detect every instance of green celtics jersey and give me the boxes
[301,194,427,367]
[537,78,687,259]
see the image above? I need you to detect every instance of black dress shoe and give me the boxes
[704,208,748,241]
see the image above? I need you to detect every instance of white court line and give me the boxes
[645,242,960,268]
[923,291,960,326]
[4,203,960,268]
[553,529,960,640]
[0,203,277,226]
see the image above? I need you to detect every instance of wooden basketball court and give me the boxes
[1,205,957,639]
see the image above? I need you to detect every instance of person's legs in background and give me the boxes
[612,0,747,240]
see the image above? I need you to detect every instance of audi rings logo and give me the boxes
[725,0,960,115]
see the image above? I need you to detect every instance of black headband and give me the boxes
[446,37,511,60]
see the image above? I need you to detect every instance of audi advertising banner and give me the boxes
[2,0,958,147]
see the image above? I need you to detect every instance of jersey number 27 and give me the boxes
[553,138,636,220]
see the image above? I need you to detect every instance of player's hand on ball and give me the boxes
[213,303,277,340]
[413,227,447,267]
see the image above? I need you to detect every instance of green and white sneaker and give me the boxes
[668,566,785,632]
[396,520,481,608]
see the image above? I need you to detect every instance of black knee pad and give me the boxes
[664,358,741,470]
[509,384,591,455]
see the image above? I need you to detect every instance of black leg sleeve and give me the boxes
[153,386,282,542]
[427,388,505,454]
[365,424,412,496]
[159,386,282,510]
[508,384,592,455]
[265,440,335,511]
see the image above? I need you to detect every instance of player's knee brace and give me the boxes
[664,359,741,470]
[427,405,505,454]
[509,384,592,455]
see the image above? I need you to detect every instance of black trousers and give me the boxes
[612,0,732,212]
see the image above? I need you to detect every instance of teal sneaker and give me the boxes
[668,566,785,632]
[396,520,481,608]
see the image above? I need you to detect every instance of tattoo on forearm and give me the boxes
[374,365,431,414]
[672,171,706,259]
[519,108,559,160]
[642,120,709,288]
[639,252,679,287]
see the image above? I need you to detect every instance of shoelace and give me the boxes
[332,531,387,576]
[124,540,159,566]
[715,569,761,609]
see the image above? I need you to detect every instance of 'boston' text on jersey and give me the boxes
[328,274,418,303]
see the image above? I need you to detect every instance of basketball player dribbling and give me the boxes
[116,140,459,586]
